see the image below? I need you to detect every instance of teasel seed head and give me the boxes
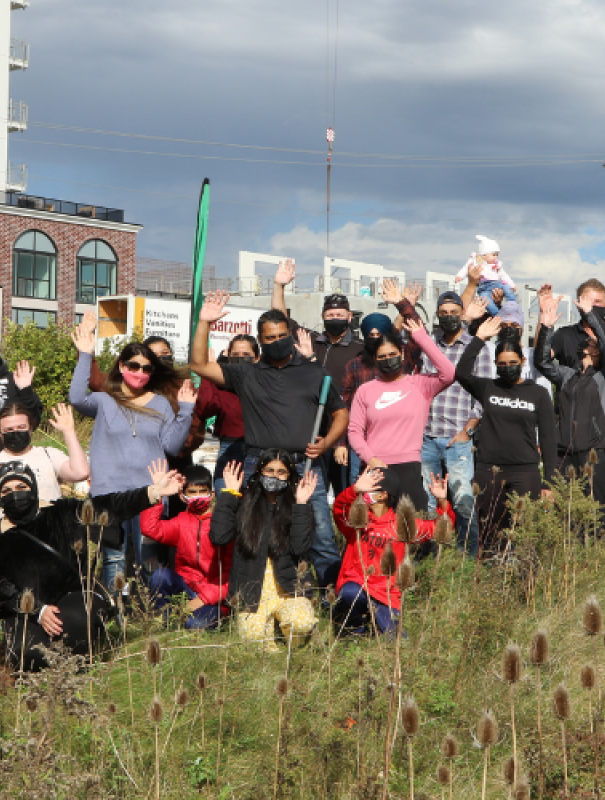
[348,494,368,529]
[296,560,308,579]
[436,765,450,786]
[149,698,163,723]
[26,697,37,712]
[326,584,337,605]
[275,677,289,698]
[145,637,161,666]
[357,657,364,669]
[367,565,375,577]
[491,465,500,476]
[553,683,570,720]
[566,464,576,480]
[583,594,603,636]
[441,734,458,760]
[472,482,481,496]
[19,589,35,615]
[402,696,419,737]
[529,629,549,666]
[503,643,522,684]
[114,574,126,594]
[380,542,397,577]
[396,495,417,543]
[503,756,515,786]
[97,510,110,527]
[176,688,189,707]
[79,498,95,526]
[514,496,525,513]
[585,463,595,479]
[590,448,599,465]
[433,516,453,545]
[477,710,498,748]
[395,556,415,591]
[581,664,596,690]
[217,697,225,708]
[196,673,208,692]
[107,702,117,714]
[72,538,83,555]
[514,777,530,800]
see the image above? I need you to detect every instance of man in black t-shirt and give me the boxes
[191,291,348,590]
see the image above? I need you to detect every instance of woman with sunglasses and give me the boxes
[69,324,197,592]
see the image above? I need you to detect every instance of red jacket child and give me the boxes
[334,471,455,609]
[140,501,233,606]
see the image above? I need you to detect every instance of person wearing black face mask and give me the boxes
[191,292,348,592]
[455,315,557,555]
[210,451,317,651]
[0,402,90,505]
[535,293,605,527]
[348,320,456,510]
[0,460,184,671]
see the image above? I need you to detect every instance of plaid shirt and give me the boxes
[422,331,492,439]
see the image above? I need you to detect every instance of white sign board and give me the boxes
[143,298,191,362]
[208,306,264,356]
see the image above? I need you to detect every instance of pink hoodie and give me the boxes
[348,327,455,464]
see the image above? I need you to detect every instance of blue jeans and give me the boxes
[102,514,165,593]
[421,436,478,556]
[149,566,224,630]
[214,438,246,493]
[335,582,399,634]
[349,448,361,484]
[476,280,516,316]
[243,454,342,590]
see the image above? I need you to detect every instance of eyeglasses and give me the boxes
[123,360,154,375]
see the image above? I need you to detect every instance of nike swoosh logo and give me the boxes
[375,391,410,410]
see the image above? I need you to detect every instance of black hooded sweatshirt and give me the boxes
[0,358,44,428]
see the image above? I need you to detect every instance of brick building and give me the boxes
[0,192,142,328]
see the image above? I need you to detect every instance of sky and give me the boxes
[7,0,605,296]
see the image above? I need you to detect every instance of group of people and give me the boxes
[2,231,605,670]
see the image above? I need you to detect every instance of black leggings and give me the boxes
[388,462,428,512]
[474,466,542,553]
[3,591,110,672]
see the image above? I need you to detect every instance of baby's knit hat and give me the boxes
[476,234,500,255]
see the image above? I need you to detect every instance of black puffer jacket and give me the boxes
[209,492,315,612]
[535,308,605,453]
[0,487,153,618]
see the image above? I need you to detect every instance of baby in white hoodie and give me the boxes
[455,234,516,316]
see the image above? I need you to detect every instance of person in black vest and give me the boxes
[455,315,557,554]
[535,293,605,527]
[0,461,183,671]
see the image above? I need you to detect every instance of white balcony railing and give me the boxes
[9,39,30,70]
[7,100,28,132]
[7,163,28,193]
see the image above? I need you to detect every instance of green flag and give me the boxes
[190,178,210,352]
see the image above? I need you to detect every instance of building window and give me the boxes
[77,239,117,304]
[12,308,57,328]
[13,230,57,300]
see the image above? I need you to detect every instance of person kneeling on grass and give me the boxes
[140,464,233,629]
[209,452,317,653]
[332,466,455,635]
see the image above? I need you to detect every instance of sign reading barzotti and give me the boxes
[208,306,264,356]
[143,298,191,362]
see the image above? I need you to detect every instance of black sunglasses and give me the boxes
[123,360,154,375]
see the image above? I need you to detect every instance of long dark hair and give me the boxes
[104,342,182,414]
[495,340,524,360]
[227,334,260,357]
[236,449,303,559]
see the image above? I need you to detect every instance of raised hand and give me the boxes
[178,379,197,404]
[379,278,403,305]
[223,460,244,493]
[294,328,315,359]
[71,323,95,354]
[403,281,423,306]
[148,459,185,497]
[199,290,231,324]
[13,360,36,389]
[354,466,384,494]
[48,403,75,434]
[540,295,563,328]
[491,288,504,307]
[537,284,554,311]
[400,318,425,335]
[80,308,97,337]
[574,296,593,316]
[428,472,449,501]
[464,296,490,322]
[467,261,484,284]
[296,471,318,504]
[274,259,296,286]
[476,315,502,341]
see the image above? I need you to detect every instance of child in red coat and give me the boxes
[140,464,233,629]
[333,466,454,634]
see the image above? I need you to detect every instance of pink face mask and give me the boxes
[122,369,151,390]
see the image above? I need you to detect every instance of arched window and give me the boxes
[13,230,57,299]
[76,239,117,304]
